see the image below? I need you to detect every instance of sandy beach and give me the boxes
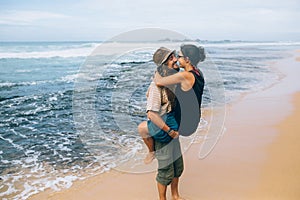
[30,50,300,200]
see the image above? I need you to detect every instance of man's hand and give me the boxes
[168,130,179,139]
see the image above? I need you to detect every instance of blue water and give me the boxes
[0,41,299,199]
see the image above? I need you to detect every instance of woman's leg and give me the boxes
[138,121,155,164]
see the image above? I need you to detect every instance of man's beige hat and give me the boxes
[153,47,175,66]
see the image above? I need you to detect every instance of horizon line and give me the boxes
[1,39,299,43]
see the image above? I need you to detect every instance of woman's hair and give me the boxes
[181,44,205,67]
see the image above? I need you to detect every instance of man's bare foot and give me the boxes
[172,196,186,200]
[144,151,155,164]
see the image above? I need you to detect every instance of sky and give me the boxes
[0,0,299,41]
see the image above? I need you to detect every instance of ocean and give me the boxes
[0,40,299,199]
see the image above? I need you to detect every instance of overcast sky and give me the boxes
[0,0,299,41]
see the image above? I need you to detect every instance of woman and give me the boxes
[154,44,205,136]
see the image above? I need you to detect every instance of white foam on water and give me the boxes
[0,43,100,59]
[0,135,24,151]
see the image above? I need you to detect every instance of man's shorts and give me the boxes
[155,138,184,186]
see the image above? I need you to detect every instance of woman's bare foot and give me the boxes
[144,151,155,164]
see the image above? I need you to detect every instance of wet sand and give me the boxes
[251,92,300,199]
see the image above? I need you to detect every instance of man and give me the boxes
[138,47,184,200]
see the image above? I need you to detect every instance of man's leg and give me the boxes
[171,139,184,200]
[171,177,185,200]
[157,181,167,200]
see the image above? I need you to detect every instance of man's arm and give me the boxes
[147,111,179,138]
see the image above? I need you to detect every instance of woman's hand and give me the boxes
[153,71,162,83]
